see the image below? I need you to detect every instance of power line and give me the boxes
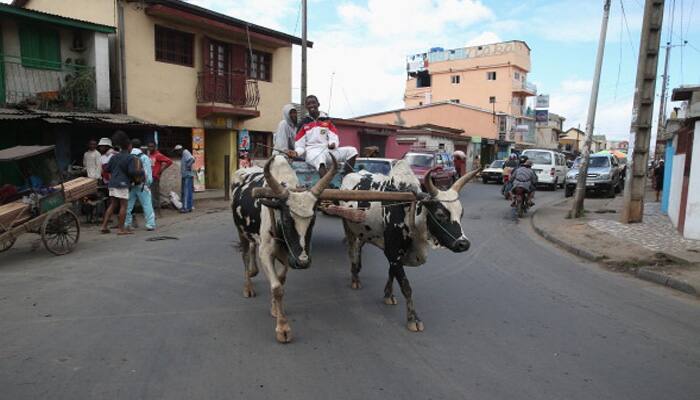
[614,8,624,100]
[619,0,638,57]
[341,86,356,116]
[292,0,302,36]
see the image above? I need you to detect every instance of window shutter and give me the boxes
[201,36,215,102]
[19,25,61,70]
[230,44,246,105]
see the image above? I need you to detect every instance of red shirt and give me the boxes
[149,150,173,180]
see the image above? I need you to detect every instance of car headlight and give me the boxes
[599,173,610,180]
[567,172,576,179]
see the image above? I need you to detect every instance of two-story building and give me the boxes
[14,0,307,191]
[535,112,565,150]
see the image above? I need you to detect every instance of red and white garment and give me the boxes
[294,114,357,170]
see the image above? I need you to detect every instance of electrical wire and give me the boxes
[292,0,302,36]
[614,5,624,100]
[619,0,638,58]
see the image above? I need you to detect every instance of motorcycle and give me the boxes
[512,187,529,218]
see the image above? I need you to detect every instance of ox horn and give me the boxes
[310,153,337,198]
[424,168,440,197]
[451,168,481,192]
[264,156,289,199]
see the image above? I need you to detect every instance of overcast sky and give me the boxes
[5,0,699,141]
[183,0,699,141]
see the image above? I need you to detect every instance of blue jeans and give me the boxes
[181,176,193,212]
[125,185,156,229]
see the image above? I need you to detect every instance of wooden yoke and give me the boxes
[252,187,418,203]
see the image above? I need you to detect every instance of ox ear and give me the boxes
[260,198,283,209]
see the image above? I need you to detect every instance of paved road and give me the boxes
[1,183,699,400]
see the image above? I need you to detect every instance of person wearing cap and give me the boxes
[174,144,195,213]
[83,139,102,180]
[97,137,117,185]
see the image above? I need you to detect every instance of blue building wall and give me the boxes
[661,139,674,213]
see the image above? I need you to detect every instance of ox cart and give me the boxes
[0,146,96,255]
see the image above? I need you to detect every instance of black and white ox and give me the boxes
[340,161,477,332]
[231,155,336,343]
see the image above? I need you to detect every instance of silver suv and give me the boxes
[564,154,622,198]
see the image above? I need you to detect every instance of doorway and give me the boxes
[204,129,231,190]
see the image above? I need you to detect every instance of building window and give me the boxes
[247,50,272,81]
[451,75,460,84]
[489,96,496,104]
[450,99,460,104]
[416,70,431,88]
[19,25,61,70]
[514,71,520,80]
[155,25,194,67]
[487,71,497,80]
[249,131,272,158]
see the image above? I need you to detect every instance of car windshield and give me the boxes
[357,160,391,175]
[573,156,610,168]
[523,151,552,164]
[405,154,434,168]
[490,160,505,168]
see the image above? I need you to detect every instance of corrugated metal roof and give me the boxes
[0,145,55,161]
[0,109,157,126]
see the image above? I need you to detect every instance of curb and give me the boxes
[636,267,698,296]
[530,207,699,297]
[530,208,605,262]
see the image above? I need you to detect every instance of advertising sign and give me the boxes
[535,109,549,124]
[192,128,206,192]
[535,94,550,109]
[238,129,251,168]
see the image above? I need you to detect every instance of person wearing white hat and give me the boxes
[97,137,117,184]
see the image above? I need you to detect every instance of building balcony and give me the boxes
[1,55,97,111]
[512,79,537,96]
[196,71,260,119]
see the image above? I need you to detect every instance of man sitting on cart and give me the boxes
[294,95,357,177]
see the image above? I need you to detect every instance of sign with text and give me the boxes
[536,94,550,109]
[192,128,206,192]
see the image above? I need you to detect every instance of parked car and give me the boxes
[404,150,458,189]
[564,154,623,198]
[522,149,568,190]
[355,157,396,175]
[481,160,505,184]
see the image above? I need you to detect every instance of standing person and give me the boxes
[472,155,481,171]
[273,104,298,158]
[174,144,195,213]
[125,139,156,231]
[83,139,102,180]
[97,137,117,185]
[147,142,173,215]
[101,131,139,235]
[295,95,358,177]
[654,160,665,202]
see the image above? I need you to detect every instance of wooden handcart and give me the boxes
[0,146,85,255]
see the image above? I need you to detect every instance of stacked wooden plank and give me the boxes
[0,201,31,229]
[56,177,98,202]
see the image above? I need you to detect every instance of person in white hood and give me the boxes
[273,104,299,158]
[295,95,357,176]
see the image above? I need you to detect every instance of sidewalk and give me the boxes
[531,194,700,297]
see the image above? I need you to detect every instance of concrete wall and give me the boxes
[661,138,674,213]
[24,0,117,27]
[682,121,700,239]
[358,104,498,140]
[668,147,684,228]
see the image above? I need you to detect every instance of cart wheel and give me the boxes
[0,236,16,252]
[42,210,80,256]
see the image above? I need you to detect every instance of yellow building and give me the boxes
[15,0,306,190]
[560,127,585,153]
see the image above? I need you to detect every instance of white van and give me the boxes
[521,149,568,190]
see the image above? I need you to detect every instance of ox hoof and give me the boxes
[406,320,424,332]
[276,327,292,343]
[351,280,362,290]
[243,287,256,298]
[383,296,398,305]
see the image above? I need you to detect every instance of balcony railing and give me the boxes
[512,79,537,95]
[1,55,96,110]
[196,71,260,109]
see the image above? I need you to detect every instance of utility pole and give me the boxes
[569,0,611,219]
[655,43,672,147]
[300,0,308,113]
[621,0,665,223]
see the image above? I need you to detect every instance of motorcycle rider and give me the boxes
[502,153,520,198]
[510,159,538,206]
